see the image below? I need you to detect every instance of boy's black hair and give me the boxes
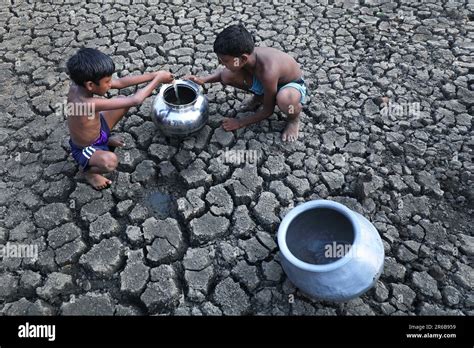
[66,48,115,86]
[213,24,255,57]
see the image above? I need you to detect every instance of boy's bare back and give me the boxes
[252,46,302,87]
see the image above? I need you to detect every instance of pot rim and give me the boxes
[160,79,200,108]
[277,199,361,272]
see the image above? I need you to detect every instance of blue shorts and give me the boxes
[69,113,110,171]
[249,76,307,104]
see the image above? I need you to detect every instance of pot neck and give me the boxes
[163,101,196,110]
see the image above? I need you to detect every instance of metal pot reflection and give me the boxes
[152,79,208,137]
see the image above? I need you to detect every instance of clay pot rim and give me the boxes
[277,199,361,273]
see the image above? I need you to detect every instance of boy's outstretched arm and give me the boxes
[111,71,172,89]
[91,72,173,112]
[185,69,223,85]
[223,77,277,131]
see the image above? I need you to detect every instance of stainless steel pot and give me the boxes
[277,200,385,302]
[152,79,209,136]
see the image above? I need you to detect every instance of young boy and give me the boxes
[66,48,173,189]
[186,24,307,142]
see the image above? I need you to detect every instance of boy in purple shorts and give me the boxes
[66,48,173,189]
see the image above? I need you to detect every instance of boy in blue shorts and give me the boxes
[66,48,173,189]
[186,24,307,142]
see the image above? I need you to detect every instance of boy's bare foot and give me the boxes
[282,117,300,142]
[239,95,263,112]
[107,136,125,147]
[85,172,112,190]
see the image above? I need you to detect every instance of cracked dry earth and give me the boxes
[0,0,473,317]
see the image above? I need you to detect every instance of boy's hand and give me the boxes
[155,71,174,83]
[222,118,242,131]
[133,72,172,104]
[184,75,205,85]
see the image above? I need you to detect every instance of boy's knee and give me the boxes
[277,90,301,116]
[102,152,118,172]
